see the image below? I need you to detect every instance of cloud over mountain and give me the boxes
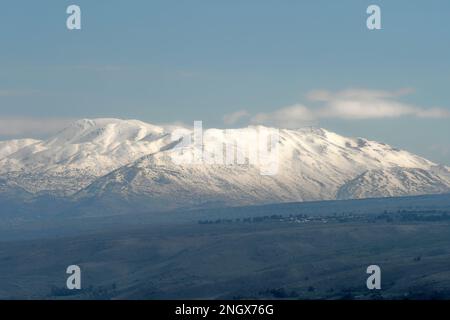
[249,88,450,128]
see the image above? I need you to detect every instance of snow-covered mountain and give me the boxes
[0,119,172,195]
[337,167,450,200]
[0,118,449,210]
[0,139,40,160]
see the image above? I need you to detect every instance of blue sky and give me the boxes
[0,0,449,164]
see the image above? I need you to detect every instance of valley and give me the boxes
[0,194,450,299]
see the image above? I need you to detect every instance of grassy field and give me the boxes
[1,217,450,299]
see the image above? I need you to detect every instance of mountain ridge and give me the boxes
[0,118,449,212]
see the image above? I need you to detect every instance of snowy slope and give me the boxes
[337,167,450,200]
[0,139,40,160]
[0,119,172,195]
[75,125,448,209]
[1,118,448,207]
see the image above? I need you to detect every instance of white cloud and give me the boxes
[250,88,450,128]
[0,117,74,138]
[223,110,250,125]
[310,88,449,120]
[251,105,316,128]
[307,88,414,102]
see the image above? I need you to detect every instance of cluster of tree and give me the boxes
[369,210,450,223]
[198,215,285,225]
[198,209,450,226]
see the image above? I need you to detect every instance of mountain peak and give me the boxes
[47,118,165,145]
[0,119,447,204]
